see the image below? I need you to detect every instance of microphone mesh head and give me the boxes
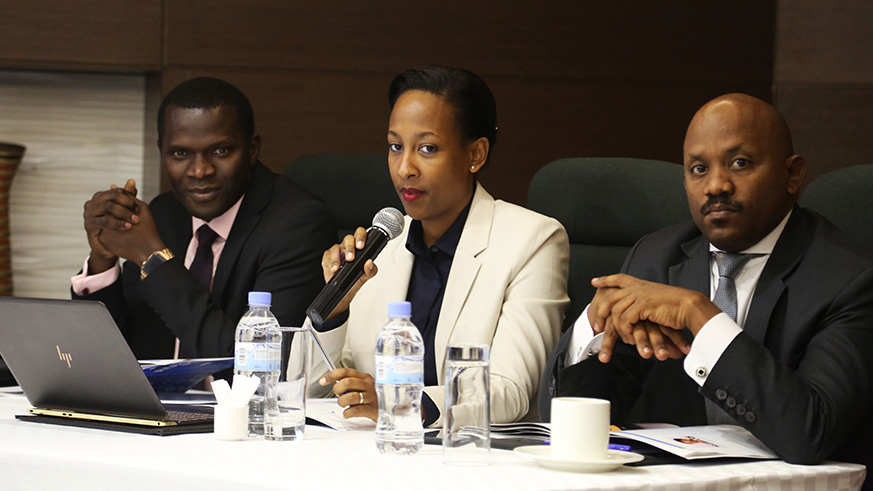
[372,207,405,240]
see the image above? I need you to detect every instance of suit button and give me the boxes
[715,389,728,401]
[735,404,746,416]
[696,367,707,378]
[726,397,736,408]
[745,411,756,423]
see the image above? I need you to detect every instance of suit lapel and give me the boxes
[212,163,271,298]
[670,235,710,294]
[433,184,491,377]
[744,208,812,344]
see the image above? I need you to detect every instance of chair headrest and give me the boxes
[528,157,689,246]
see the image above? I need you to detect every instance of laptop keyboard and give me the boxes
[166,410,213,423]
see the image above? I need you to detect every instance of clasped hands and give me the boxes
[82,179,165,274]
[588,274,722,363]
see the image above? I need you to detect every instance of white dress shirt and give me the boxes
[566,211,792,386]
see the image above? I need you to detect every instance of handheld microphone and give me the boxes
[306,207,405,325]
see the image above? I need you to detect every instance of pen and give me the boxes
[305,316,336,371]
[543,440,632,452]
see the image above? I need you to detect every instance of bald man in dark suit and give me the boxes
[542,94,873,477]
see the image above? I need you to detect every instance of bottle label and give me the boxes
[375,355,423,384]
[235,342,281,371]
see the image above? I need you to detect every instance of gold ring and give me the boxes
[358,391,365,405]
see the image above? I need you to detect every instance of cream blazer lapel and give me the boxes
[433,183,492,380]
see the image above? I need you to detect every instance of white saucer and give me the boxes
[514,446,644,473]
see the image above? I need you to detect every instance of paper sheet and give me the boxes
[306,398,375,431]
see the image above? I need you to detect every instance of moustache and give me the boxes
[700,195,743,215]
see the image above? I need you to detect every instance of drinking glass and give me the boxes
[265,326,310,441]
[443,344,490,465]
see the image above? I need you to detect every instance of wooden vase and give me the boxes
[0,143,25,296]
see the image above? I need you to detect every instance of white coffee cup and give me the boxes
[550,397,610,460]
[214,405,248,441]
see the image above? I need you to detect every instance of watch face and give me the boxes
[141,249,173,279]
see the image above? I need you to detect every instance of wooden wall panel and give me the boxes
[0,0,162,70]
[160,1,776,203]
[776,0,873,84]
[483,80,771,201]
[159,68,769,203]
[164,2,774,84]
[776,0,873,184]
[777,85,873,183]
[2,1,778,205]
[160,69,389,171]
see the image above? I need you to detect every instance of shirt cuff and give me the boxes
[683,312,742,386]
[71,256,121,296]
[565,304,599,366]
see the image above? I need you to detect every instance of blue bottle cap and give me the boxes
[386,301,411,317]
[248,291,272,307]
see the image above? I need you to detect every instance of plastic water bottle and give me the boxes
[233,291,281,437]
[375,301,424,454]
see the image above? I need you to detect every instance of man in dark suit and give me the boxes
[542,93,873,469]
[72,77,335,359]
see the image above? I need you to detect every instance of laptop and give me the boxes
[0,297,213,435]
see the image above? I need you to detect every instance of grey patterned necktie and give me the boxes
[705,251,761,424]
[712,252,758,322]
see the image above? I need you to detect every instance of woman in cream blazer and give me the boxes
[314,66,569,425]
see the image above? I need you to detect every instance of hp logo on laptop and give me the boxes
[56,346,72,368]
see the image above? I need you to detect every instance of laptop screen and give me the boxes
[0,297,167,420]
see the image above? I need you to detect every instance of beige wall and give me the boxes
[0,71,146,298]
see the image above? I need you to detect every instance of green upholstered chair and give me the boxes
[283,153,403,241]
[800,164,873,246]
[527,157,690,327]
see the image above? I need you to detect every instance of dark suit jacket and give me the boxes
[73,162,336,359]
[542,207,873,467]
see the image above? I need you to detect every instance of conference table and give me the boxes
[0,392,865,490]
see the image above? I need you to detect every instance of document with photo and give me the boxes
[611,425,778,460]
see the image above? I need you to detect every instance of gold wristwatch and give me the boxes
[140,248,174,280]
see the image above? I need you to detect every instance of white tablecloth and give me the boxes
[0,392,865,490]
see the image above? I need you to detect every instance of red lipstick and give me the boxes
[401,187,424,202]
